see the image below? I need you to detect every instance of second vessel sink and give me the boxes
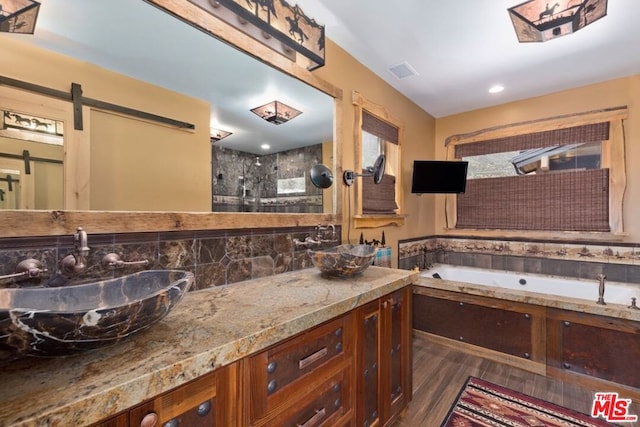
[0,270,194,357]
[309,244,376,278]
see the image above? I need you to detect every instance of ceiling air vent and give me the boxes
[388,61,418,80]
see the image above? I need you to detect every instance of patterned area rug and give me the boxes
[441,376,616,426]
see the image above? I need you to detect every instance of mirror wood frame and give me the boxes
[2,0,343,237]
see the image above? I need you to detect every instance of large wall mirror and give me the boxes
[0,0,340,235]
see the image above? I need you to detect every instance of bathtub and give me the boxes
[420,264,639,307]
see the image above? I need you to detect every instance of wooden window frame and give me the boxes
[444,106,627,238]
[351,91,405,228]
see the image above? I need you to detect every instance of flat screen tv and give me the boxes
[411,160,469,194]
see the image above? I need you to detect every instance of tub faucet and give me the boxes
[596,274,606,305]
[60,227,90,275]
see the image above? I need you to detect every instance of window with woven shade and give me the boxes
[447,107,628,234]
[351,91,404,229]
[361,111,399,215]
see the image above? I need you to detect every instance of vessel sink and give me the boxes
[0,270,194,357]
[309,244,376,278]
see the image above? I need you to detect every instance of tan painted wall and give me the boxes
[434,75,640,242]
[315,40,438,257]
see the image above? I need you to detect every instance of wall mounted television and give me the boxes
[411,160,469,194]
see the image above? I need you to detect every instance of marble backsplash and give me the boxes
[0,225,340,290]
[398,236,640,284]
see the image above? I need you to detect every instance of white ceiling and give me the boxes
[12,0,334,155]
[10,0,640,151]
[294,0,640,117]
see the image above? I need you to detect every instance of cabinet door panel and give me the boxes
[559,321,640,388]
[160,397,215,427]
[129,372,218,427]
[362,302,380,426]
[414,294,532,358]
[389,291,404,404]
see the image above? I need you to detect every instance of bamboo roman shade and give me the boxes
[457,169,609,231]
[362,111,399,144]
[455,122,609,158]
[455,122,611,232]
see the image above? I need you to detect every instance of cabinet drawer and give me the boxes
[267,367,351,427]
[259,315,347,396]
[247,313,353,423]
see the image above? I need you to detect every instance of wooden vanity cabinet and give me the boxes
[92,285,415,427]
[355,287,412,427]
[93,364,237,427]
[242,313,355,426]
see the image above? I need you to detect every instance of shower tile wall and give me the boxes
[0,225,339,290]
[398,235,640,284]
[212,145,324,213]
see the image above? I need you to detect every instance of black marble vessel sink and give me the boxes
[309,244,376,278]
[0,270,194,357]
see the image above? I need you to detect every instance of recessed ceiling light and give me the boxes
[489,85,504,94]
[261,143,271,150]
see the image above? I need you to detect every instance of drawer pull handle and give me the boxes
[299,347,328,370]
[298,408,326,427]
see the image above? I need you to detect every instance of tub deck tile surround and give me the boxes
[398,236,640,284]
[0,267,417,427]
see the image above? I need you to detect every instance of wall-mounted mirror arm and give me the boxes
[343,154,386,186]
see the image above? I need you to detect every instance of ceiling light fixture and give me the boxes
[488,85,505,94]
[0,0,40,34]
[250,100,302,125]
[210,128,232,142]
[508,0,607,43]
[260,143,271,150]
[181,0,325,70]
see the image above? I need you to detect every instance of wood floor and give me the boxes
[393,332,639,426]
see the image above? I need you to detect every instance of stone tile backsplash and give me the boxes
[398,235,640,284]
[0,226,339,289]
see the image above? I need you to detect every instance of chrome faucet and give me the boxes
[60,227,90,275]
[596,274,606,305]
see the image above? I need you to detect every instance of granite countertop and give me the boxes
[0,267,418,427]
[417,276,640,322]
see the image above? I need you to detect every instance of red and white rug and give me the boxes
[441,376,618,426]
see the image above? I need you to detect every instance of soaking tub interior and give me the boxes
[419,264,640,310]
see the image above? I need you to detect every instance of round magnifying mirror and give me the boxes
[372,154,386,184]
[309,164,334,189]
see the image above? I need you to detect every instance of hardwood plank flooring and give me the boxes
[393,333,639,426]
